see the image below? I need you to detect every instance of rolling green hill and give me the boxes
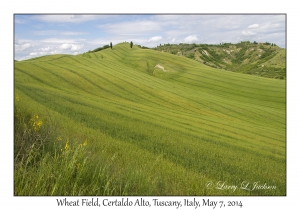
[154,41,286,79]
[14,42,286,195]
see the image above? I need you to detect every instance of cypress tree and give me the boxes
[130,41,133,48]
[110,42,112,49]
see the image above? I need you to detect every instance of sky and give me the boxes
[14,14,286,60]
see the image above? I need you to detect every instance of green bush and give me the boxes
[91,45,110,52]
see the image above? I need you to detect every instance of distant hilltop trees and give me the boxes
[137,45,149,49]
[89,41,139,53]
[90,44,110,53]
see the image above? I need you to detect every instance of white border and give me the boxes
[2,1,298,209]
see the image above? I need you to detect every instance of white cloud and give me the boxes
[34,30,89,36]
[148,36,162,42]
[50,50,61,54]
[15,18,28,24]
[183,35,199,43]
[241,30,256,37]
[33,30,57,36]
[71,44,84,51]
[15,40,32,52]
[33,30,88,36]
[31,15,101,23]
[29,52,38,56]
[15,43,31,51]
[29,51,47,56]
[59,43,72,50]
[61,31,88,36]
[41,38,77,44]
[16,39,86,60]
[40,47,51,52]
[248,24,259,29]
[100,20,161,34]
[59,43,84,51]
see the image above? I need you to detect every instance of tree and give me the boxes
[110,42,112,49]
[130,41,133,48]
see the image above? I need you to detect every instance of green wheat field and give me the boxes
[14,43,286,196]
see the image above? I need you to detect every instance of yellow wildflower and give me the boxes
[37,120,42,127]
[83,140,87,147]
[28,115,42,131]
[65,141,69,150]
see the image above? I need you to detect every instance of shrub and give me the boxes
[91,45,110,52]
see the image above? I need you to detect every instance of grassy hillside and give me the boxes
[154,41,286,79]
[14,43,286,195]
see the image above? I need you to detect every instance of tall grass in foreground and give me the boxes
[14,96,119,195]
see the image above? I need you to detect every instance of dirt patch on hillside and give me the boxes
[154,64,167,72]
[202,50,209,56]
